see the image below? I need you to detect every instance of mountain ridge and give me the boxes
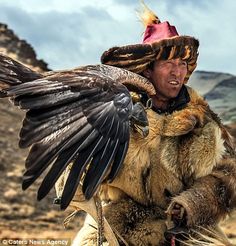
[0,23,50,72]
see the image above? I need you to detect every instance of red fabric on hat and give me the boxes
[143,21,179,44]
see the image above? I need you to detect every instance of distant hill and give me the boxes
[188,70,234,95]
[189,71,236,123]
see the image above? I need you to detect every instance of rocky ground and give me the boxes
[0,98,236,245]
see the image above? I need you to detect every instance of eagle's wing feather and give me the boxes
[2,64,133,209]
[0,53,43,94]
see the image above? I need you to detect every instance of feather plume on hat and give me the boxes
[138,0,161,26]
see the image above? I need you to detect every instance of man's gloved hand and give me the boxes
[167,202,187,226]
[166,202,187,226]
[165,202,189,243]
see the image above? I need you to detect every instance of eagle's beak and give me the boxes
[141,125,149,137]
[130,102,149,138]
[133,124,149,138]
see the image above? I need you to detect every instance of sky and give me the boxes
[0,0,235,75]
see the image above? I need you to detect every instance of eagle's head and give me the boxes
[130,102,149,137]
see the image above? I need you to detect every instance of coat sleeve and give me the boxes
[170,157,236,227]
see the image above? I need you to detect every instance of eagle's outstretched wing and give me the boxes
[0,54,154,209]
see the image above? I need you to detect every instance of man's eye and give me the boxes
[181,62,187,66]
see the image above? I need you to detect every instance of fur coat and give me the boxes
[67,86,236,246]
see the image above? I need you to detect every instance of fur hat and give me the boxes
[101,2,199,83]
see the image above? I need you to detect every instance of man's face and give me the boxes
[145,58,188,100]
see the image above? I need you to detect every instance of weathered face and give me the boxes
[145,58,188,100]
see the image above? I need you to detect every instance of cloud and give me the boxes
[0,4,116,69]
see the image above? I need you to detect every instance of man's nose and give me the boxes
[170,65,181,77]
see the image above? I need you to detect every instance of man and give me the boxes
[74,3,236,246]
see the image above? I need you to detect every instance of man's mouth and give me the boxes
[168,80,179,85]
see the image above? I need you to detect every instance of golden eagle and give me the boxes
[0,53,152,210]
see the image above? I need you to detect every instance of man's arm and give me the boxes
[167,157,236,228]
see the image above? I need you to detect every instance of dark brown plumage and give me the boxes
[0,53,151,209]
